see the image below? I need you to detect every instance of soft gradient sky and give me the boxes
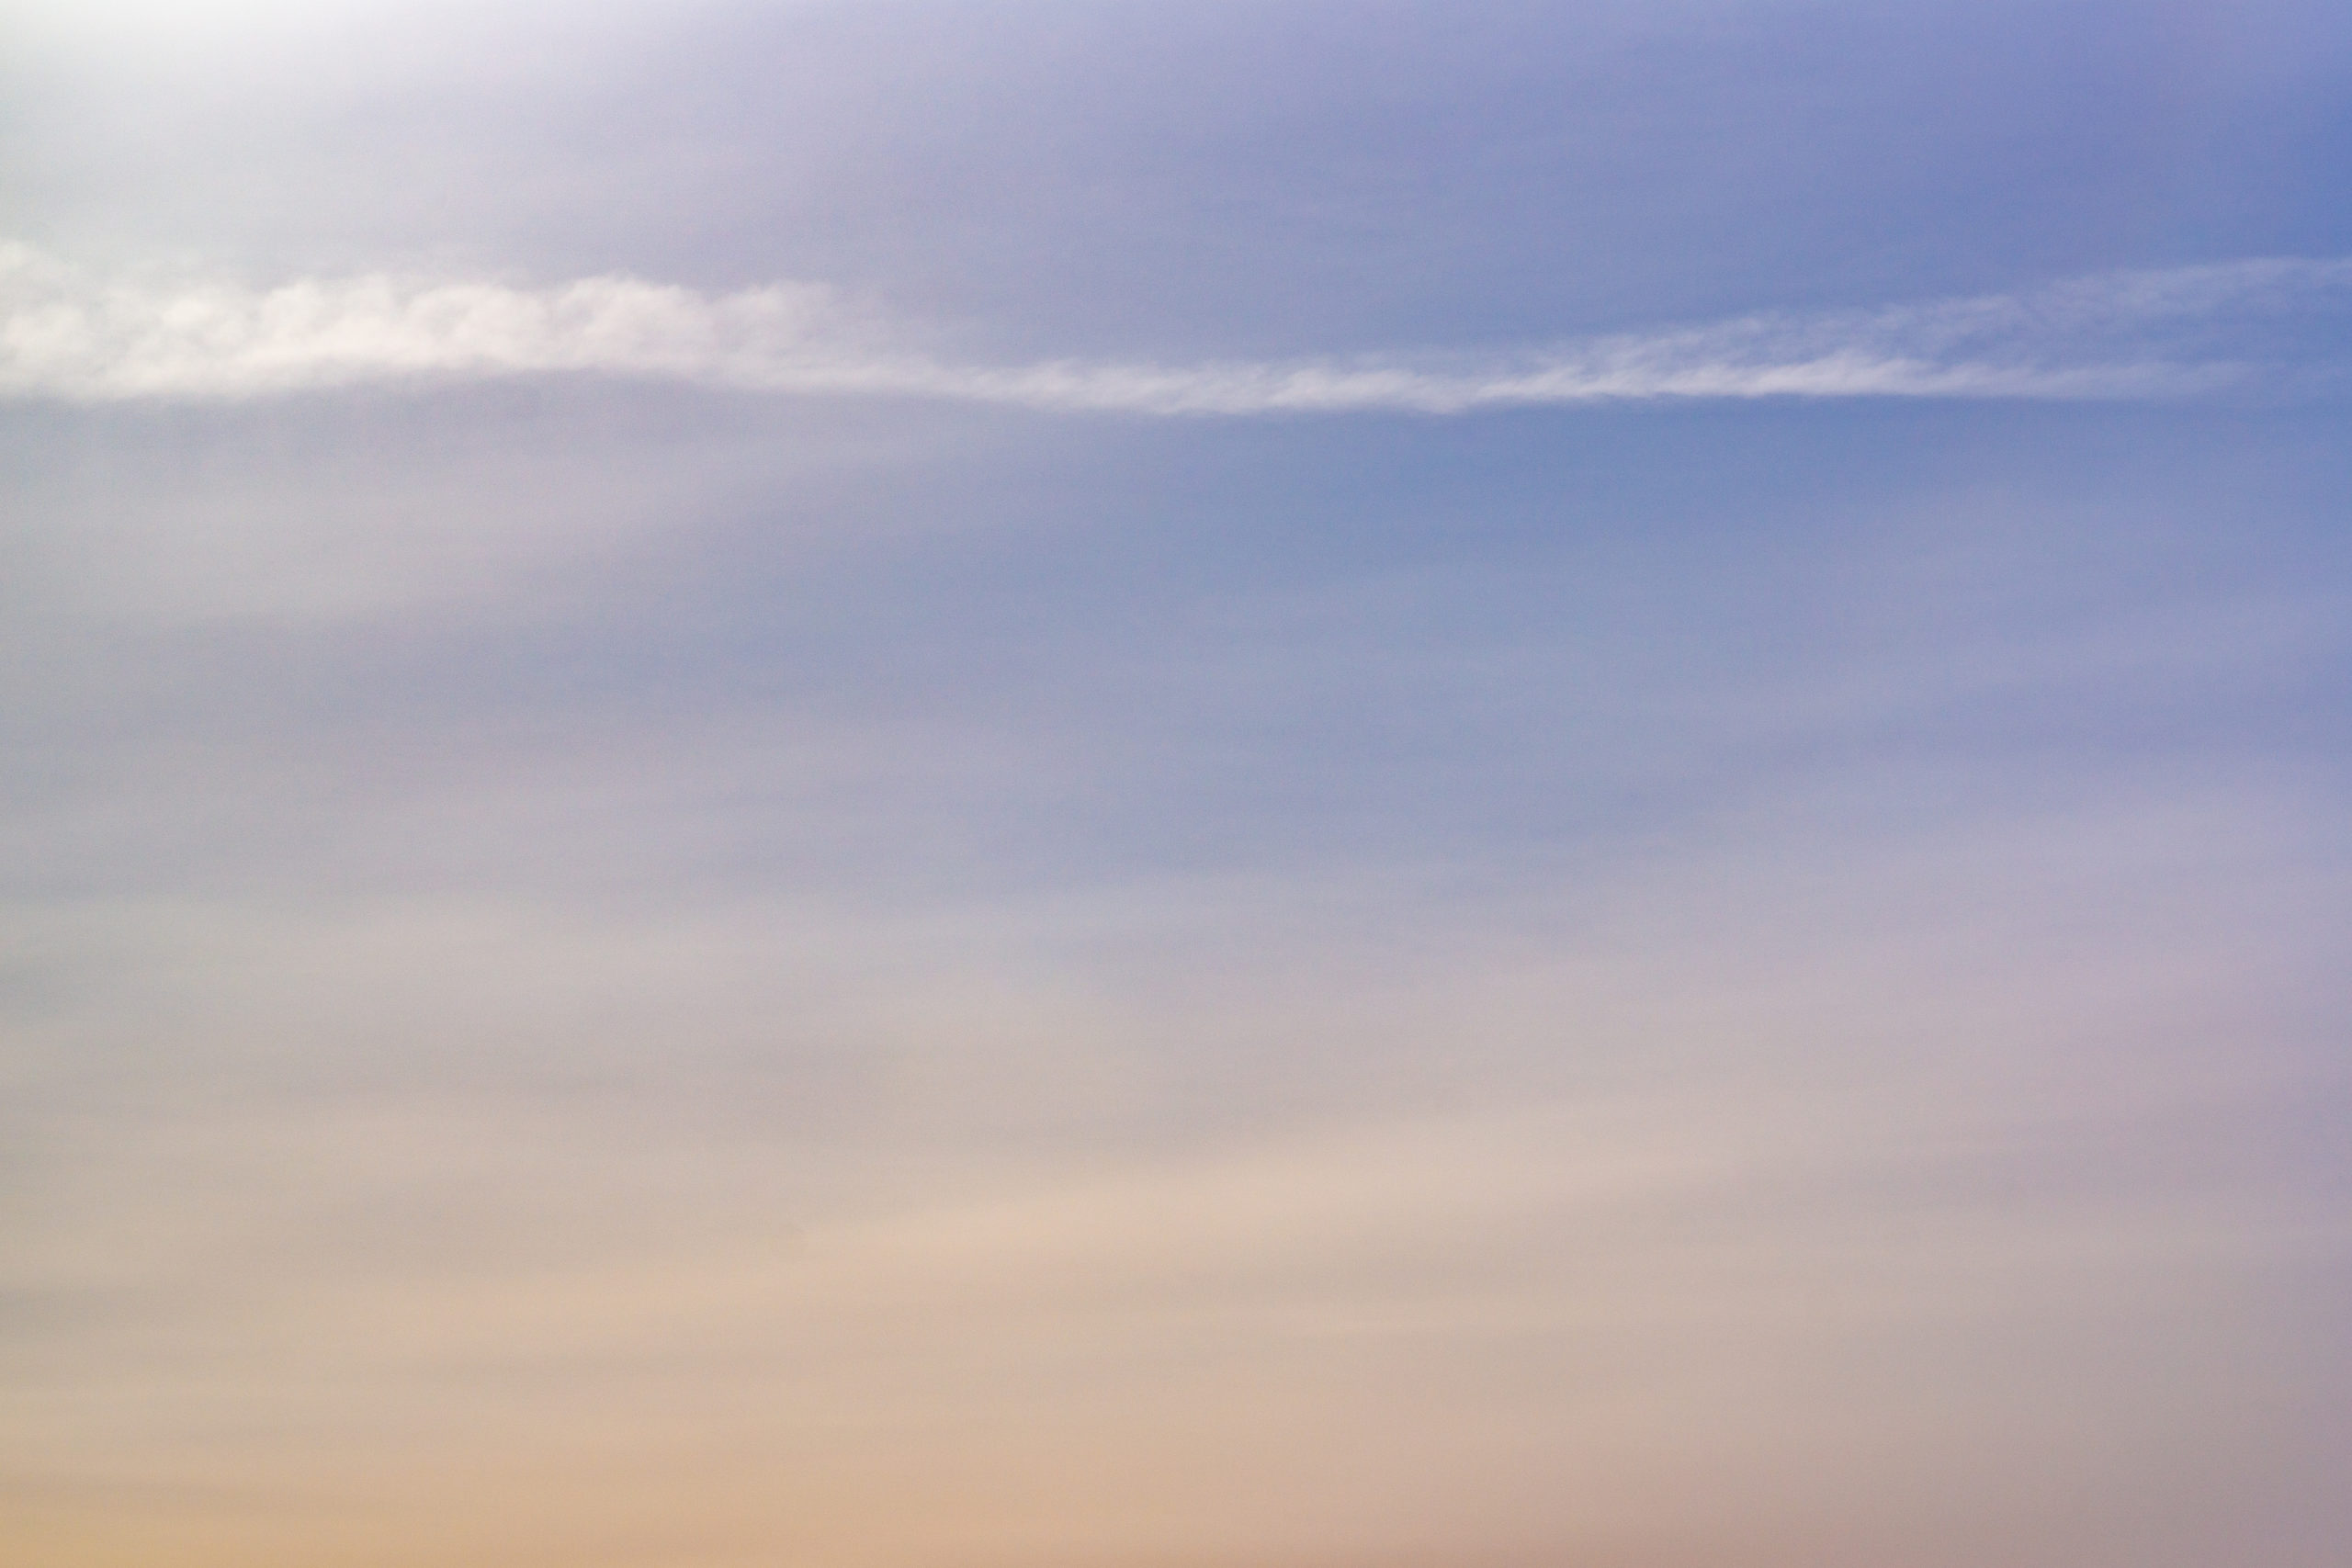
[6,4,2351,1567]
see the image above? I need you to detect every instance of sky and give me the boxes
[4,3,2351,1567]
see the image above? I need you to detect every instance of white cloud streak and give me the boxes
[6,243,2349,413]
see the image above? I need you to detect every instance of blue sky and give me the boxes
[5,5,2351,1567]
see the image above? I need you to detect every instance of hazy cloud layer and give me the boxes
[8,243,2350,411]
[8,4,2352,1567]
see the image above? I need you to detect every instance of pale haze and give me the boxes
[4,4,2350,1568]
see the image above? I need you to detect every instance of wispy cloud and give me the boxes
[5,243,2350,412]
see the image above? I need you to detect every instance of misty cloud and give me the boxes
[9,243,2348,411]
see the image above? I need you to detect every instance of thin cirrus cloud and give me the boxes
[6,242,2349,412]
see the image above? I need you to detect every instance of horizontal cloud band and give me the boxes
[5,243,2348,412]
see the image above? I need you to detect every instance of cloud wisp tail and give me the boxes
[5,244,2347,413]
